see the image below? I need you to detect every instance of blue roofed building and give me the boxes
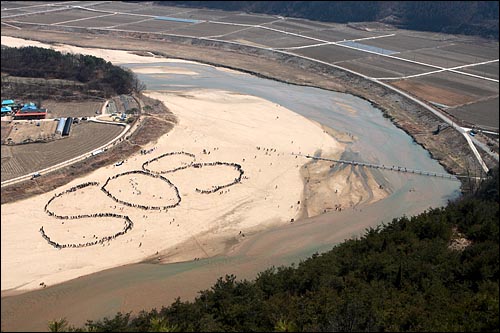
[2,99,16,107]
[14,102,47,120]
[1,106,12,115]
[21,102,38,111]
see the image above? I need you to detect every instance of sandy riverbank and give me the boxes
[1,82,345,293]
[1,35,394,295]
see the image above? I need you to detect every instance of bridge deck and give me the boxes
[298,154,481,181]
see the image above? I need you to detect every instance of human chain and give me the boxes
[40,152,245,249]
[39,215,133,249]
[193,162,244,194]
[101,170,181,210]
[142,151,196,174]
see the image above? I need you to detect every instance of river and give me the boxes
[128,60,461,206]
[1,60,461,331]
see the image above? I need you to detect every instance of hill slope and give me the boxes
[1,46,143,100]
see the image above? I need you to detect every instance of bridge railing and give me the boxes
[298,153,476,181]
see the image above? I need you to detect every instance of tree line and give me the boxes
[49,167,498,331]
[1,46,144,98]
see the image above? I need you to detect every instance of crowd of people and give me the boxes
[101,170,181,210]
[141,152,246,195]
[39,214,133,249]
[193,162,244,194]
[42,181,134,249]
[142,151,196,174]
[44,181,100,216]
[140,146,157,155]
[40,151,246,249]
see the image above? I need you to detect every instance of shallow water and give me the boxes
[127,61,461,208]
[116,60,462,269]
[1,60,462,331]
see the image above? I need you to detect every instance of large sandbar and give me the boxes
[1,82,342,292]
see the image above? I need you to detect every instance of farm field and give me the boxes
[165,22,254,38]
[300,27,384,42]
[111,95,139,114]
[1,121,123,182]
[64,14,146,28]
[14,9,99,24]
[219,27,319,48]
[1,8,26,17]
[216,13,278,25]
[1,1,56,14]
[458,62,499,81]
[440,42,500,61]
[117,19,192,33]
[447,97,499,131]
[261,21,317,33]
[90,1,145,12]
[1,1,40,9]
[264,36,322,48]
[127,6,195,17]
[0,121,13,143]
[390,71,499,107]
[2,120,57,144]
[43,100,103,118]
[358,34,451,52]
[291,44,372,63]
[286,18,338,29]
[171,8,237,21]
[338,55,436,78]
[396,47,489,68]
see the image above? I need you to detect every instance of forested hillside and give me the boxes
[1,46,142,99]
[57,167,499,332]
[154,1,499,39]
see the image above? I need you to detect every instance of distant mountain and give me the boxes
[153,1,499,39]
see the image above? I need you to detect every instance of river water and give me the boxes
[127,60,461,206]
[1,60,462,331]
[112,59,462,276]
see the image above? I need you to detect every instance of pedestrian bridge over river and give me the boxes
[298,154,484,181]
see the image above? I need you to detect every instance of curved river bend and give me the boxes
[1,60,461,332]
[129,60,461,208]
